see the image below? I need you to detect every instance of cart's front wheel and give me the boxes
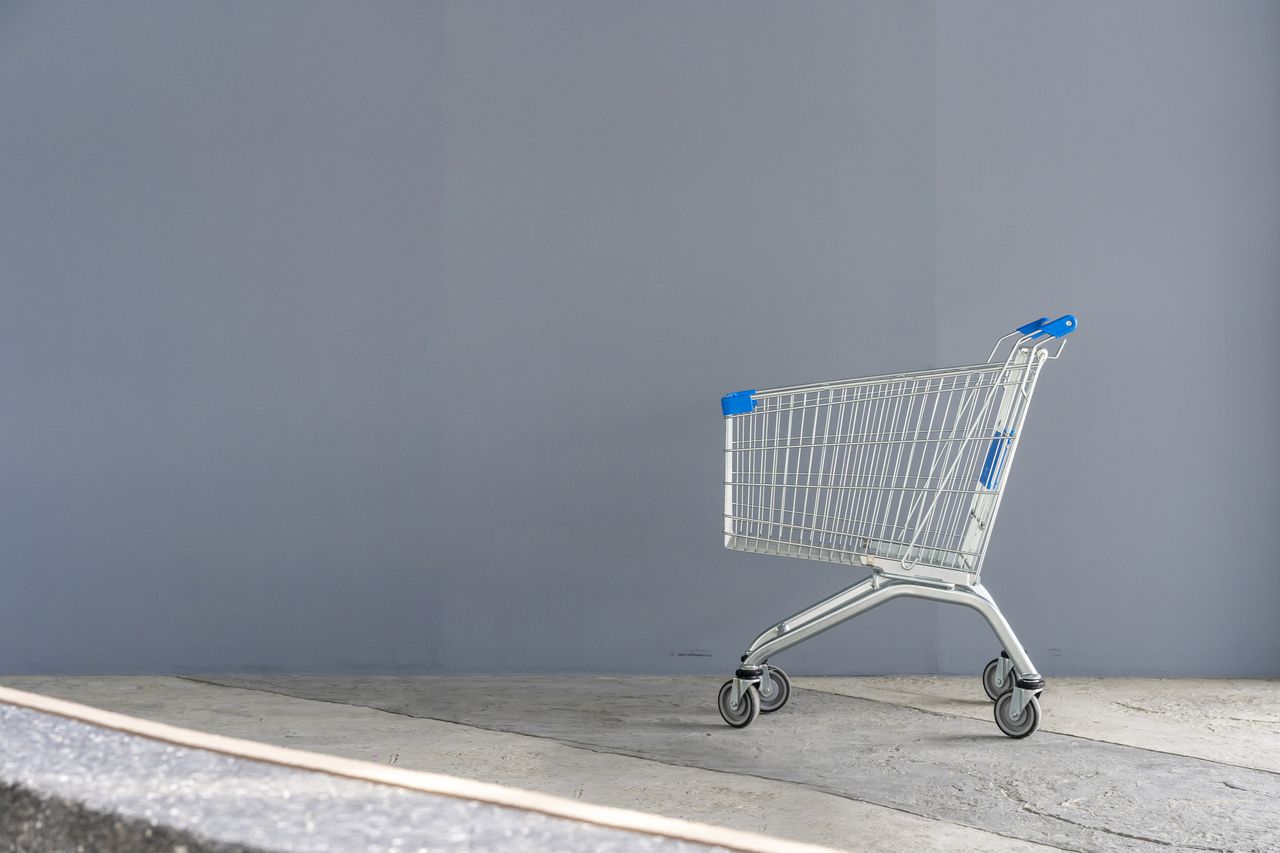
[993,691,1040,739]
[982,656,1013,701]
[758,667,791,713]
[717,680,760,728]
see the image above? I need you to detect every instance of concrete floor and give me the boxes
[3,675,1277,852]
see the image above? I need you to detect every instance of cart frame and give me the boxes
[717,315,1077,737]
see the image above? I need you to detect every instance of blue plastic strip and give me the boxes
[721,389,757,416]
[979,429,1014,489]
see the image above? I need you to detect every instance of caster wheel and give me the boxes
[994,691,1040,739]
[982,656,1013,701]
[717,680,760,728]
[758,667,791,714]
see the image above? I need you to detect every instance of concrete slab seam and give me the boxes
[175,677,1078,853]
[794,683,1280,778]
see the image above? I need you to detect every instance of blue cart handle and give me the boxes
[1017,314,1077,339]
[721,389,757,416]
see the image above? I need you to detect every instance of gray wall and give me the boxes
[1,2,1275,676]
[933,1,1280,676]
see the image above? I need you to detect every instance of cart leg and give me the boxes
[738,576,906,672]
[733,578,1043,709]
[966,585,1042,684]
[742,576,878,660]
[963,584,1044,721]
[729,577,880,715]
[722,576,1044,734]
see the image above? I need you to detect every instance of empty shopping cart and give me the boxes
[717,315,1078,738]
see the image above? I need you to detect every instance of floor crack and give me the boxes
[993,782,1235,853]
[1111,701,1158,715]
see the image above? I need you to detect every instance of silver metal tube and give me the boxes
[742,580,908,667]
[744,577,877,655]
[742,577,1039,683]
[965,583,1039,680]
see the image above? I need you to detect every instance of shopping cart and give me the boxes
[717,314,1077,738]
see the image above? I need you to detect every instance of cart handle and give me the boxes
[1017,315,1077,339]
[988,314,1078,362]
[721,389,757,416]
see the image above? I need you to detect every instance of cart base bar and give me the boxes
[723,572,1045,735]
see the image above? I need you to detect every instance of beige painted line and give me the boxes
[0,684,837,853]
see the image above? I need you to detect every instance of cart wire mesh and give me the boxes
[723,355,1040,579]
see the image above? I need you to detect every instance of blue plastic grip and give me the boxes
[1040,314,1077,337]
[1017,314,1078,339]
[722,389,757,416]
[979,429,1014,489]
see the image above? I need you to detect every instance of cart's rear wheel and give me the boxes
[717,680,760,728]
[757,667,791,713]
[993,691,1040,738]
[982,656,1013,701]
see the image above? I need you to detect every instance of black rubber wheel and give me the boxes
[982,657,1014,701]
[717,680,760,728]
[993,691,1040,739]
[757,667,791,714]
